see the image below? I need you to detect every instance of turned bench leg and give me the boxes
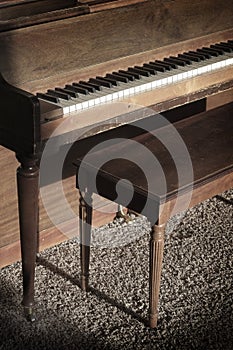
[79,189,93,291]
[149,223,165,328]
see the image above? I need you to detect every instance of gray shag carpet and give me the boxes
[0,190,232,350]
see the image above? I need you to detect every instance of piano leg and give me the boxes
[149,223,165,328]
[16,156,39,322]
[79,189,93,292]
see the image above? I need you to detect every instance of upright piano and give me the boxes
[0,0,233,319]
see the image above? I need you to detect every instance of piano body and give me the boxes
[0,0,233,319]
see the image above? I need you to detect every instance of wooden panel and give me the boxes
[0,0,233,89]
[0,146,19,247]
[206,88,233,110]
[0,4,89,32]
[0,0,77,20]
[0,204,117,268]
[159,171,233,224]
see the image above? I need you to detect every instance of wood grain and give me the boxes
[1,0,233,91]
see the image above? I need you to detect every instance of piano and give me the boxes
[0,0,233,320]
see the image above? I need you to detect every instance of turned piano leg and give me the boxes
[149,223,165,328]
[79,189,93,292]
[16,156,39,321]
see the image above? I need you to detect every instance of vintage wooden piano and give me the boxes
[0,0,233,323]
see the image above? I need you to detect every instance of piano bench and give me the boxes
[74,102,233,328]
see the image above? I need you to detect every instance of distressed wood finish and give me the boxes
[1,0,233,321]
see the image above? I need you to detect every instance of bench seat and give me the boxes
[75,101,233,328]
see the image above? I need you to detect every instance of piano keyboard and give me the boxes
[38,40,233,118]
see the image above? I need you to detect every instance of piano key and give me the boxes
[223,41,233,49]
[89,78,112,88]
[106,73,129,83]
[197,48,217,58]
[72,83,90,95]
[77,81,97,92]
[155,60,173,70]
[178,53,201,62]
[47,89,71,100]
[128,67,149,77]
[55,87,79,98]
[163,58,180,69]
[202,46,224,55]
[131,66,152,76]
[37,92,59,103]
[210,44,232,53]
[66,84,89,95]
[187,51,206,60]
[119,69,141,79]
[146,62,166,72]
[115,71,135,81]
[143,63,162,73]
[170,56,191,65]
[96,76,119,86]
[135,65,157,75]
[164,57,186,66]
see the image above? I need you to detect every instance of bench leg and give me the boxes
[149,223,165,328]
[79,190,93,291]
[16,156,39,322]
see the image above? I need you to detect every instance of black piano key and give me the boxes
[223,41,233,49]
[89,78,112,88]
[187,51,206,60]
[138,65,157,75]
[96,76,119,86]
[195,49,212,59]
[128,67,150,77]
[203,46,224,55]
[72,84,91,95]
[170,56,191,65]
[55,87,79,98]
[178,53,201,62]
[47,89,71,100]
[173,55,192,64]
[37,92,59,103]
[106,73,129,83]
[146,62,166,72]
[213,43,232,53]
[119,69,140,80]
[66,84,89,95]
[164,57,186,67]
[156,59,177,69]
[197,48,217,58]
[79,81,103,91]
[113,71,135,81]
[227,40,233,44]
[143,63,163,72]
[77,81,96,93]
[134,65,156,75]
